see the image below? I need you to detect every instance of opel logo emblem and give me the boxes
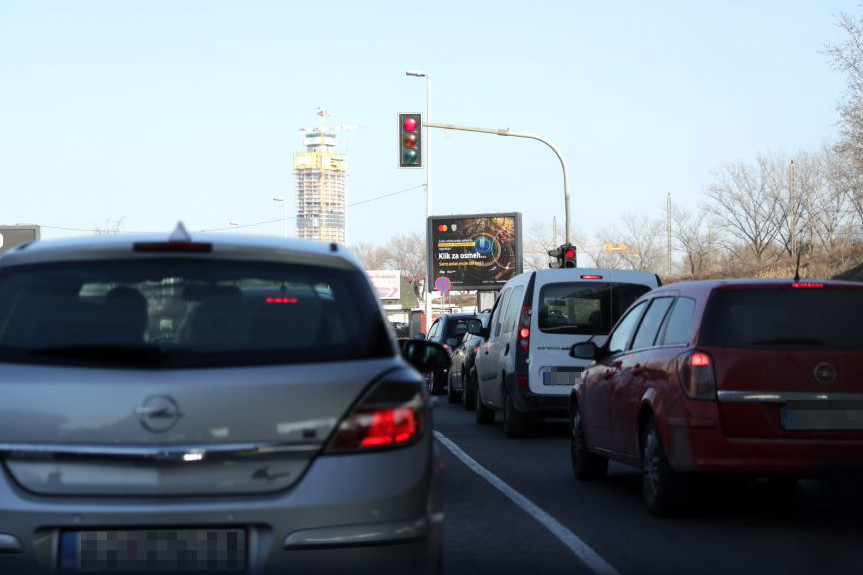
[813,363,838,385]
[135,395,183,433]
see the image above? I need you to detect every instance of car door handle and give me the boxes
[504,344,510,356]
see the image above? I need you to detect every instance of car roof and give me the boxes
[0,227,363,271]
[649,278,863,297]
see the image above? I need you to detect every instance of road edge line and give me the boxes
[434,430,621,575]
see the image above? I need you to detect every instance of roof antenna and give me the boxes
[793,251,801,283]
[169,222,191,242]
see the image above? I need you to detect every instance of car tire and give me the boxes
[475,382,495,425]
[642,417,688,516]
[429,371,445,396]
[462,373,475,411]
[502,389,527,438]
[447,376,461,404]
[570,405,608,481]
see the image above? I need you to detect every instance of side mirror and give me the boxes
[570,341,599,360]
[446,337,459,348]
[465,318,483,335]
[399,339,450,372]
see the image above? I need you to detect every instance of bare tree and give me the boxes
[386,232,427,299]
[671,204,720,276]
[615,214,666,272]
[92,217,127,235]
[706,155,783,264]
[350,241,390,270]
[827,10,863,167]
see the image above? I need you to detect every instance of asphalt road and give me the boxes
[434,397,863,575]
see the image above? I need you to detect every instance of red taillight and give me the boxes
[792,282,824,289]
[581,274,603,280]
[678,350,716,400]
[442,344,451,353]
[326,382,425,453]
[518,374,529,389]
[265,296,298,304]
[519,305,531,353]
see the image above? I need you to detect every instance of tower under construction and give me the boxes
[293,129,347,244]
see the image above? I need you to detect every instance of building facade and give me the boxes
[293,132,347,244]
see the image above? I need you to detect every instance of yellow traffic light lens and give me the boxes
[404,134,417,147]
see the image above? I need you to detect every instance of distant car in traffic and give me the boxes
[467,268,660,437]
[0,227,445,574]
[424,312,478,395]
[448,309,492,406]
[390,320,410,338]
[570,279,863,515]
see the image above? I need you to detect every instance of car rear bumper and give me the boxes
[0,440,443,575]
[666,419,863,474]
[509,379,569,416]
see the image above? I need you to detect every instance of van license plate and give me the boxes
[59,529,246,573]
[542,369,582,386]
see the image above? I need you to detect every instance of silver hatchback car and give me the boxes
[0,226,444,575]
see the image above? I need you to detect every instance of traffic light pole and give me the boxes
[423,122,572,245]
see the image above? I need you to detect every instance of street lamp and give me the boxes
[229,222,239,235]
[406,69,433,328]
[273,197,288,238]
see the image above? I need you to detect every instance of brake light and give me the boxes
[519,305,531,353]
[265,296,298,304]
[442,344,451,353]
[677,350,716,400]
[326,381,426,453]
[133,242,213,253]
[581,275,603,280]
[518,373,529,389]
[792,282,824,289]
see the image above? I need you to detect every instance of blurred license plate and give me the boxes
[782,401,863,431]
[59,529,246,573]
[542,368,582,386]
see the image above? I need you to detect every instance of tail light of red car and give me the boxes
[677,350,716,400]
[326,380,427,453]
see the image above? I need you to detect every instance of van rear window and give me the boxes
[538,282,651,335]
[700,287,863,350]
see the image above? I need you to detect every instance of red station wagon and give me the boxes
[568,279,863,515]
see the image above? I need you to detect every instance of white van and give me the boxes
[469,268,660,437]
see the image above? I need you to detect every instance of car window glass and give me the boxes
[537,281,651,335]
[502,286,525,333]
[427,320,440,340]
[493,288,512,338]
[631,297,674,350]
[607,301,648,355]
[660,297,696,345]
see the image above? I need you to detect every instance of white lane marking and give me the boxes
[434,430,621,575]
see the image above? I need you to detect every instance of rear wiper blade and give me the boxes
[30,345,169,362]
[751,338,826,347]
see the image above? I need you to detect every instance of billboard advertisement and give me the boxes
[427,213,522,291]
[366,270,401,300]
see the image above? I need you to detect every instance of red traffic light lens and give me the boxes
[564,248,576,258]
[403,134,417,147]
[403,118,418,131]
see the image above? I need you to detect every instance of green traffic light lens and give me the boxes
[403,149,419,163]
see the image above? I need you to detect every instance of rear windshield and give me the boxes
[0,259,392,367]
[538,282,652,335]
[700,287,863,350]
[442,317,472,340]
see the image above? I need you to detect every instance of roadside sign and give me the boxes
[0,225,40,256]
[434,276,451,293]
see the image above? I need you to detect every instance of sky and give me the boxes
[0,0,856,248]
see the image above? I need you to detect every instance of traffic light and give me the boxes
[562,244,577,268]
[398,113,422,168]
[548,243,577,268]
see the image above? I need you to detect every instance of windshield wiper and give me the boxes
[30,344,169,363]
[750,338,826,347]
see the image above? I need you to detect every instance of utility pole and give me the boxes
[666,193,672,277]
[423,121,573,246]
[790,159,796,260]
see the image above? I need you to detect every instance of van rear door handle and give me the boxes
[504,344,510,356]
